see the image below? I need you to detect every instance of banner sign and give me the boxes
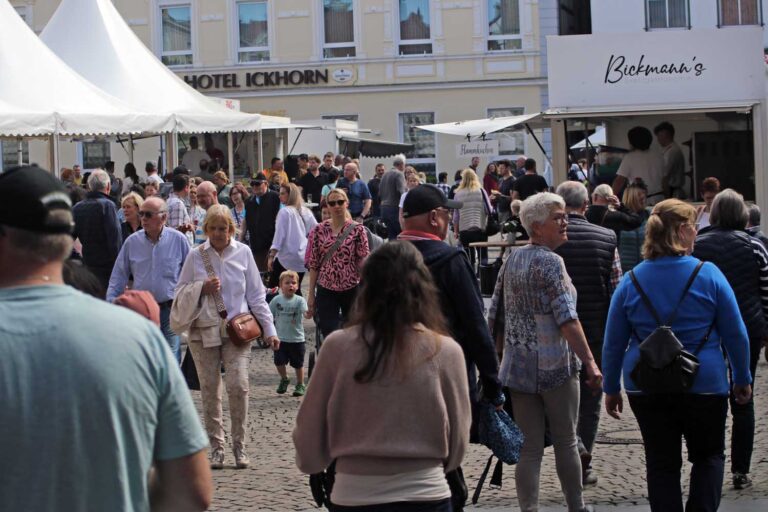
[456,140,498,158]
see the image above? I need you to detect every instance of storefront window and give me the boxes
[238,1,270,62]
[160,5,193,66]
[321,114,359,122]
[323,0,356,58]
[646,0,688,29]
[399,0,432,55]
[82,141,111,170]
[488,0,522,51]
[399,112,436,178]
[720,0,762,25]
[487,107,525,157]
[0,140,29,171]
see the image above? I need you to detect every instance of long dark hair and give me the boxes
[348,241,449,383]
[124,162,139,182]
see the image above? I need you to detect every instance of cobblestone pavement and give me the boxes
[188,321,768,511]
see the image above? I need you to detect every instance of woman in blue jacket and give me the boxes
[602,199,752,512]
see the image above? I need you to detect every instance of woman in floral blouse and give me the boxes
[489,192,602,512]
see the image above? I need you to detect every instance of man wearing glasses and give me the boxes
[107,197,190,363]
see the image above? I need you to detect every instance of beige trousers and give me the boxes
[188,337,252,450]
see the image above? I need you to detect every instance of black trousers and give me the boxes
[628,393,728,512]
[458,230,488,269]
[330,498,451,512]
[316,285,357,337]
[729,337,761,474]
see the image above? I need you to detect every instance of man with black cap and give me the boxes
[399,185,504,438]
[244,172,281,270]
[0,166,212,511]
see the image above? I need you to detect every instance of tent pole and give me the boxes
[524,123,553,167]
[258,130,264,175]
[227,132,234,182]
[17,137,24,166]
[129,135,135,163]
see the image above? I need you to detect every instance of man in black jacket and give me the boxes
[399,185,504,441]
[555,181,622,486]
[244,173,281,272]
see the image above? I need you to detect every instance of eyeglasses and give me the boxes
[139,210,165,218]
[551,214,568,224]
[327,200,347,207]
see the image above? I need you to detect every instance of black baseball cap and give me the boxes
[0,165,74,234]
[250,172,268,185]
[402,184,462,218]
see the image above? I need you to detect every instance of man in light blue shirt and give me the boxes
[108,196,190,362]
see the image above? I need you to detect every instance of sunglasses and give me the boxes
[139,210,165,218]
[327,200,346,207]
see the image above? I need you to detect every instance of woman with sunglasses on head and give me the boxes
[306,188,370,337]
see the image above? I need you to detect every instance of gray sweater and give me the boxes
[378,169,406,207]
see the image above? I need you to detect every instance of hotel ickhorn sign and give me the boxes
[183,67,355,91]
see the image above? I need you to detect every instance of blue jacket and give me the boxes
[603,255,751,396]
[72,191,121,271]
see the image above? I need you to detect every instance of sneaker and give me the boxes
[293,383,307,396]
[583,469,598,486]
[234,446,250,469]
[733,472,752,490]
[210,447,225,470]
[276,377,290,394]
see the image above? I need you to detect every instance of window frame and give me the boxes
[233,0,272,64]
[644,0,691,30]
[156,0,195,68]
[0,140,29,172]
[486,0,524,52]
[80,140,112,171]
[396,0,433,57]
[486,107,527,158]
[320,0,358,60]
[398,112,437,177]
[717,0,764,26]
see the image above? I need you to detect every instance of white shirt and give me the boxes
[181,149,210,175]
[617,149,664,201]
[145,174,163,186]
[270,206,318,271]
[175,239,277,338]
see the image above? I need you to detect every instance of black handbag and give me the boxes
[482,190,500,237]
[446,467,468,512]
[628,261,714,394]
[180,349,200,391]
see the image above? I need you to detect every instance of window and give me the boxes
[646,0,688,29]
[238,1,270,62]
[487,107,525,156]
[322,114,359,122]
[0,140,29,172]
[399,0,431,55]
[488,0,521,51]
[82,141,111,170]
[323,0,355,58]
[719,0,762,25]
[160,4,192,66]
[399,112,436,177]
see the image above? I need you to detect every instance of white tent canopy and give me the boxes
[570,126,606,149]
[0,0,171,137]
[40,0,261,133]
[416,113,543,138]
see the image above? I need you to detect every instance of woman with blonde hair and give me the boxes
[586,183,643,236]
[213,170,233,207]
[120,192,144,243]
[174,204,278,470]
[603,199,752,511]
[306,188,370,336]
[268,182,318,289]
[229,182,250,243]
[618,183,651,272]
[453,168,489,268]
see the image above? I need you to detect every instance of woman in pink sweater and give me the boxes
[293,241,471,511]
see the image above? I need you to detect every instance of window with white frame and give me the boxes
[487,107,525,157]
[646,0,688,29]
[323,0,355,58]
[399,112,436,177]
[160,4,193,66]
[82,141,111,170]
[0,140,29,172]
[720,0,762,25]
[487,0,521,51]
[321,114,359,122]
[399,0,432,55]
[237,1,270,62]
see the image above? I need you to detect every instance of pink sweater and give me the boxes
[293,325,471,475]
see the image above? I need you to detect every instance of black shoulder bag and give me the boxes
[628,261,714,394]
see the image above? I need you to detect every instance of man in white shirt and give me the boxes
[654,121,686,199]
[181,136,210,176]
[145,161,163,185]
[612,126,664,204]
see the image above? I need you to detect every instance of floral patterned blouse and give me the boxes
[307,220,370,292]
[488,244,581,393]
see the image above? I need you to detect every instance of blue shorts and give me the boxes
[274,342,306,369]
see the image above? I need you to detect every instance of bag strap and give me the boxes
[320,222,356,269]
[693,321,716,356]
[481,189,493,215]
[629,261,704,327]
[198,246,228,319]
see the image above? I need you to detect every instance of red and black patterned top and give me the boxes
[307,220,370,291]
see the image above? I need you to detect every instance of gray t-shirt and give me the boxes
[0,285,208,511]
[378,169,406,208]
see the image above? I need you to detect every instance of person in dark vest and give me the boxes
[692,189,768,491]
[244,173,281,271]
[555,181,622,487]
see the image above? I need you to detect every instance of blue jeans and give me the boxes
[160,303,181,364]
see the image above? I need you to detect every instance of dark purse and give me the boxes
[309,461,336,508]
[482,190,500,237]
[628,261,714,394]
[180,349,200,391]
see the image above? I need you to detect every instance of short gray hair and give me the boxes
[1,211,74,264]
[556,181,588,209]
[748,204,761,227]
[87,169,110,193]
[392,154,406,167]
[592,184,613,201]
[519,192,565,233]
[710,188,748,230]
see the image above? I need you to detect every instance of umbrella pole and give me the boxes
[227,132,234,182]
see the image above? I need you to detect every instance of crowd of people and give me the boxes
[0,139,763,512]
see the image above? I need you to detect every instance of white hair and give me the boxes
[392,154,406,167]
[556,181,588,209]
[87,169,110,193]
[592,184,613,201]
[519,192,565,233]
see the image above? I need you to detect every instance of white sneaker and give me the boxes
[210,447,225,470]
[234,446,250,469]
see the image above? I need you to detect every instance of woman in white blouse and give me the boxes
[175,205,278,470]
[268,183,318,290]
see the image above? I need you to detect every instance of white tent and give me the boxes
[40,0,261,134]
[0,0,172,137]
[570,127,606,149]
[416,113,544,138]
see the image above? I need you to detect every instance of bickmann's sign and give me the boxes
[456,140,498,158]
[547,28,764,109]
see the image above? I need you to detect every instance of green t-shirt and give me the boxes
[269,293,308,343]
[0,285,208,512]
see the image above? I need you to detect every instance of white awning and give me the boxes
[40,0,261,133]
[416,113,544,138]
[545,102,756,119]
[570,127,606,149]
